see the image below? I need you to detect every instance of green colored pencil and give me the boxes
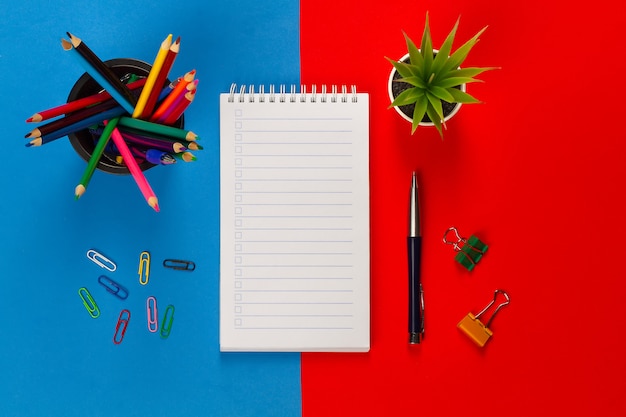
[74,117,120,199]
[117,116,199,141]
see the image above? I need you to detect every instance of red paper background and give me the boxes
[300,1,626,415]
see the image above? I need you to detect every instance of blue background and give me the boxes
[0,1,301,416]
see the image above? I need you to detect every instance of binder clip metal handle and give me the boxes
[443,227,488,271]
[458,290,510,347]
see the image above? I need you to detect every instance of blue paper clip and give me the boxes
[97,275,129,300]
[146,296,158,333]
[87,249,116,272]
[160,305,175,339]
[138,251,151,285]
[163,259,196,271]
[78,287,100,318]
[113,309,131,345]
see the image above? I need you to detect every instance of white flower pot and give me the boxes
[387,52,466,127]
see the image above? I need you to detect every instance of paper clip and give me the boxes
[146,296,158,332]
[458,289,510,347]
[113,309,131,345]
[86,249,116,272]
[443,227,488,271]
[160,305,175,339]
[163,259,196,271]
[78,287,100,318]
[138,251,151,285]
[97,275,129,300]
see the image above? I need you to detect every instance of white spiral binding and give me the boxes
[228,83,358,103]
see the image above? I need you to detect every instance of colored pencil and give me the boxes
[25,84,175,147]
[118,126,201,150]
[75,117,120,199]
[25,105,126,147]
[120,130,188,153]
[155,79,198,123]
[140,36,180,119]
[26,96,121,139]
[150,69,195,122]
[26,78,147,123]
[130,148,177,165]
[132,34,173,118]
[162,89,195,125]
[63,35,137,114]
[117,116,198,141]
[175,151,197,163]
[109,126,160,212]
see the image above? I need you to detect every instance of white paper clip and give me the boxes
[86,249,117,272]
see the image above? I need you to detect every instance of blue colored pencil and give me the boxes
[62,37,136,114]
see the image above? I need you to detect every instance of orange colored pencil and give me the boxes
[141,36,180,119]
[149,69,195,122]
[154,79,197,124]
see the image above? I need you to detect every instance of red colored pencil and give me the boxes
[26,78,147,123]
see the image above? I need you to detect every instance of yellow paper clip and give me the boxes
[458,289,510,347]
[138,251,151,285]
[78,287,100,318]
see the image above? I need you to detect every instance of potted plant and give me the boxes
[386,13,497,136]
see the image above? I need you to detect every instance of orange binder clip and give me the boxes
[458,289,510,347]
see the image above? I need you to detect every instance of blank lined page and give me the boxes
[219,86,370,352]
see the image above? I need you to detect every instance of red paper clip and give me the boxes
[113,309,131,345]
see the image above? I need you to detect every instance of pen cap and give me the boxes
[67,58,184,175]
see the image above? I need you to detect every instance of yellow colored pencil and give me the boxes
[132,34,173,118]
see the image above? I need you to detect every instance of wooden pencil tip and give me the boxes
[148,197,160,212]
[75,185,86,199]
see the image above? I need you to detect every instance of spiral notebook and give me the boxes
[219,84,370,352]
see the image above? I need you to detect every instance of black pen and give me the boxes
[408,172,424,344]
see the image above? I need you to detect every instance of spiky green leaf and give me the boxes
[403,32,424,69]
[390,87,425,108]
[429,85,456,102]
[437,77,483,88]
[440,67,498,80]
[425,104,444,137]
[446,88,481,103]
[441,26,488,74]
[411,95,429,134]
[386,57,415,78]
[432,17,459,76]
[426,92,445,121]
[396,76,427,88]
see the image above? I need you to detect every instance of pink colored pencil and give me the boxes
[109,124,160,212]
[26,78,147,123]
[162,89,196,125]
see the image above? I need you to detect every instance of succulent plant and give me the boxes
[387,13,497,136]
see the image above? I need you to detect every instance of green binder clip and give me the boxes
[443,226,488,271]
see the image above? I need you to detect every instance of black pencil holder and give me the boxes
[67,58,184,175]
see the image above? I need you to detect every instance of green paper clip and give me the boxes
[443,227,488,271]
[160,305,175,339]
[78,287,100,318]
